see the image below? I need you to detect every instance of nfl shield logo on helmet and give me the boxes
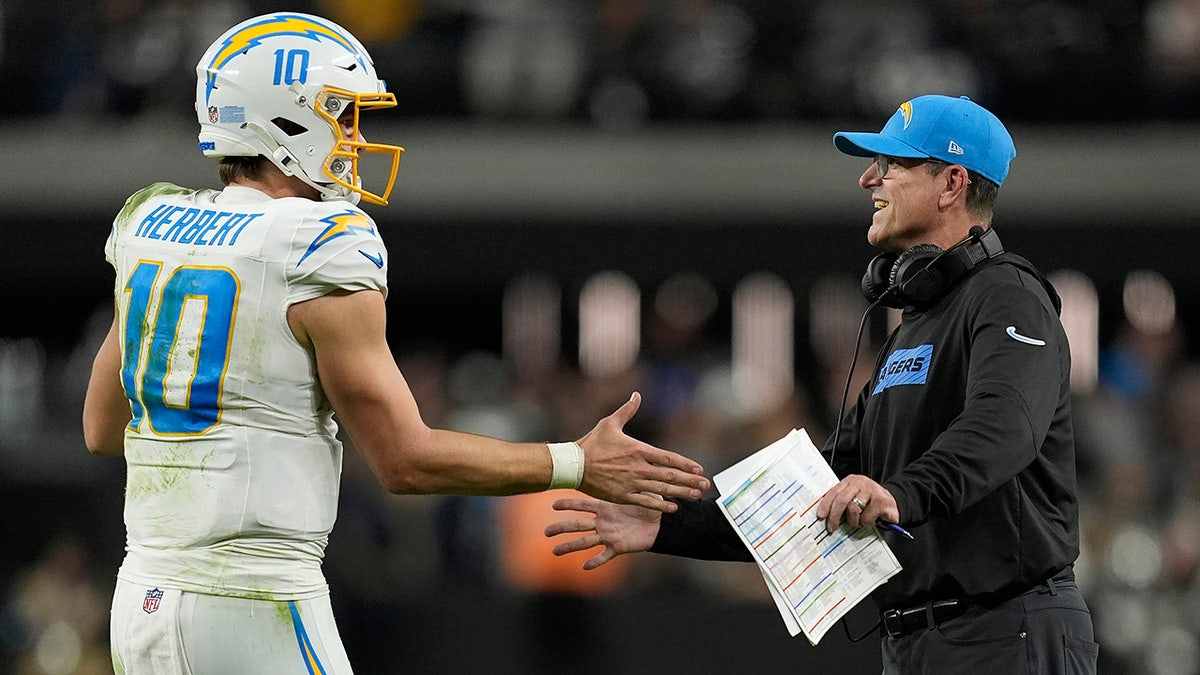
[143,587,164,614]
[208,106,219,123]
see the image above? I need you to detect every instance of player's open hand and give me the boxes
[575,392,708,513]
[545,497,661,570]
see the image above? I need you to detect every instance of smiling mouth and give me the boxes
[874,199,889,210]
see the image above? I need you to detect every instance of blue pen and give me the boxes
[878,520,915,540]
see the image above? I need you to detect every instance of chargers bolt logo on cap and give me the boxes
[832,95,1017,186]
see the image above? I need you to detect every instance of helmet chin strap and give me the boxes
[246,122,356,203]
[324,186,360,205]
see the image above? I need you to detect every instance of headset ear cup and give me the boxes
[862,252,899,303]
[889,244,945,306]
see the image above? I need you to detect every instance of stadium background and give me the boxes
[2,1,1199,673]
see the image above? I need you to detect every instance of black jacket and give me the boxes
[653,252,1080,611]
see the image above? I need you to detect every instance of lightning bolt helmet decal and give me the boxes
[203,14,367,106]
[195,12,404,206]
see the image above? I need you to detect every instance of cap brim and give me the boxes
[833,132,930,160]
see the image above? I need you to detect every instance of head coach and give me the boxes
[546,94,1100,675]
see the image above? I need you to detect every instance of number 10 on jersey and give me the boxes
[121,261,239,435]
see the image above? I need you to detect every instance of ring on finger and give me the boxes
[852,497,866,511]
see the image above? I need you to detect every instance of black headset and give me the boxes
[861,226,1004,309]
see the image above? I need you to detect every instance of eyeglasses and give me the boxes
[874,154,893,177]
[874,154,947,177]
[874,154,967,183]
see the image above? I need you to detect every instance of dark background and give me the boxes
[2,1,1199,673]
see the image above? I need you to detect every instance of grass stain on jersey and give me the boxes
[232,589,293,624]
[116,183,195,231]
[125,444,203,501]
[126,465,186,502]
[199,447,216,468]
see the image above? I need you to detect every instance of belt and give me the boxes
[882,600,969,638]
[882,566,1075,639]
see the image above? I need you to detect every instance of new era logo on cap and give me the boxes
[832,95,1017,185]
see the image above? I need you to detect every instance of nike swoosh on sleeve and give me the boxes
[1006,325,1046,346]
[358,250,384,268]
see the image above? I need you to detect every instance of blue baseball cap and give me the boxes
[833,95,1017,186]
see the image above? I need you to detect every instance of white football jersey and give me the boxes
[105,183,388,600]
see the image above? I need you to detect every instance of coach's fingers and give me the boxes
[551,534,603,557]
[551,497,599,515]
[544,517,596,538]
[582,548,618,571]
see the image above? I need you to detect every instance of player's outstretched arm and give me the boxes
[574,391,709,509]
[544,497,661,570]
[288,289,708,512]
[83,313,131,456]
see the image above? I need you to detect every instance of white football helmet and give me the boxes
[196,13,403,206]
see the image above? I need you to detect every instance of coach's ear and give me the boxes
[938,164,971,210]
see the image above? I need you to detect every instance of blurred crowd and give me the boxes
[1,266,1198,673]
[1,0,1199,125]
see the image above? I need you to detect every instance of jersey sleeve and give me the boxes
[286,203,389,302]
[105,221,118,269]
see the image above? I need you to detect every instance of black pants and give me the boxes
[881,580,1098,674]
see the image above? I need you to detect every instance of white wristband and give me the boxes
[547,441,585,490]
